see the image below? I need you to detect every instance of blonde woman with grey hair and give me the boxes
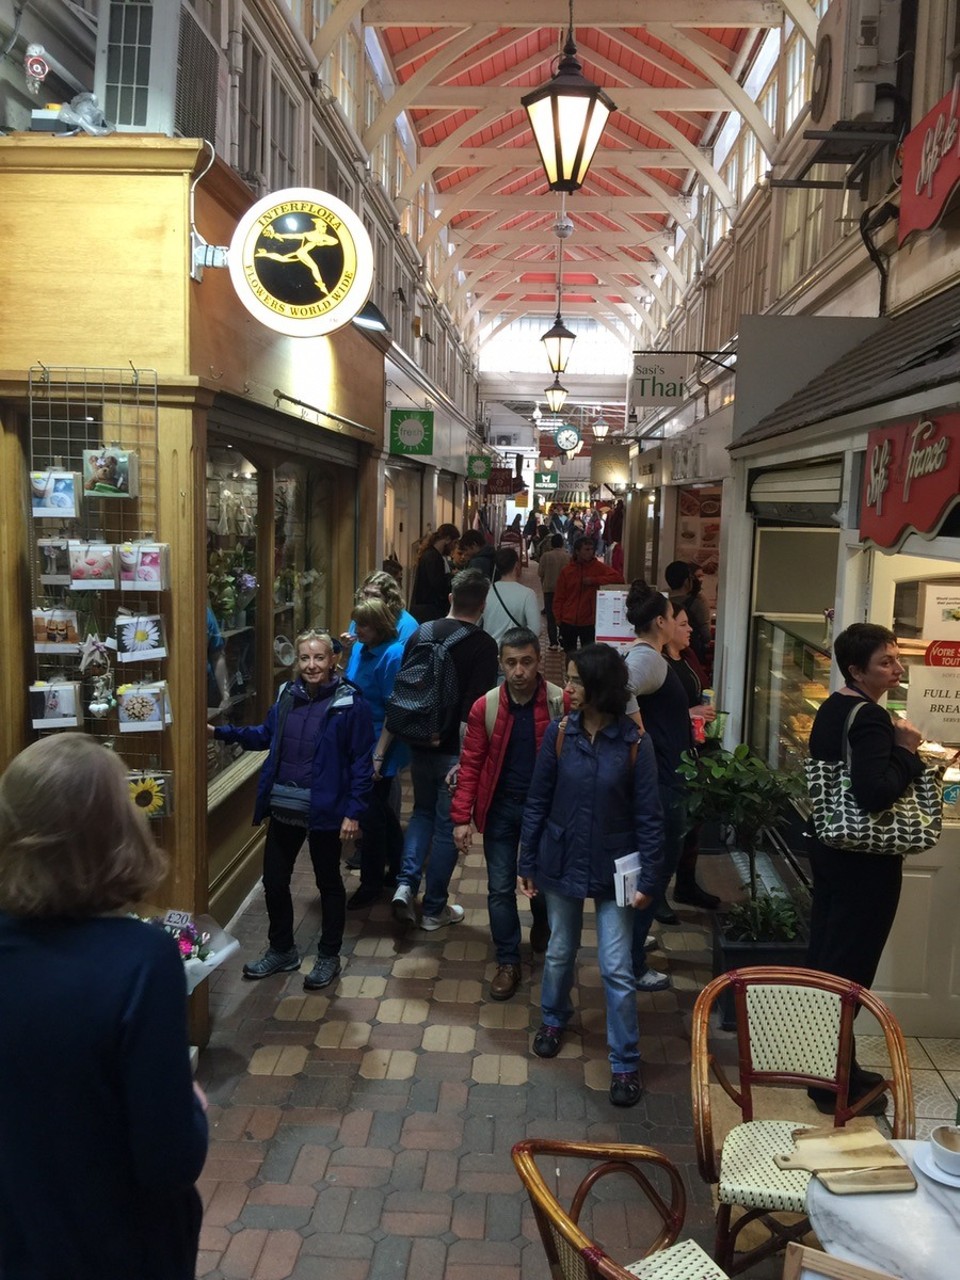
[339,569,419,658]
[0,734,208,1279]
[209,628,374,989]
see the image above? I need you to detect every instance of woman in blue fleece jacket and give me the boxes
[519,643,663,1109]
[210,629,373,990]
[0,735,208,1280]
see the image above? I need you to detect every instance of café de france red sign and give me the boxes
[899,76,960,245]
[860,413,960,548]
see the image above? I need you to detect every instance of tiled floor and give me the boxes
[194,573,960,1279]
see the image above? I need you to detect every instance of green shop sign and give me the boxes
[467,455,492,480]
[389,409,434,455]
[534,471,558,491]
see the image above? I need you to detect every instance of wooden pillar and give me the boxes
[0,397,30,769]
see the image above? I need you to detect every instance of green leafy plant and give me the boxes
[678,743,806,928]
[721,890,803,943]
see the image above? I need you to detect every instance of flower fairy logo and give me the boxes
[229,188,373,337]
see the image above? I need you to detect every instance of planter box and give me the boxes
[711,917,809,1030]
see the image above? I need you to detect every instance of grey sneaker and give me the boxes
[392,882,417,925]
[303,955,342,990]
[420,903,464,931]
[635,968,670,992]
[242,947,300,980]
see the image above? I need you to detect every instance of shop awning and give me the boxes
[749,461,842,524]
[732,282,960,451]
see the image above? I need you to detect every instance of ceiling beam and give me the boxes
[400,107,502,203]
[363,1,784,28]
[406,87,731,110]
[427,146,685,170]
[312,0,364,64]
[363,23,497,154]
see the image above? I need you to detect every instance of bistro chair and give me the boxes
[781,1243,899,1280]
[691,966,914,1277]
[512,1138,729,1280]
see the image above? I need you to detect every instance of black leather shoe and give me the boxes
[532,1024,563,1058]
[653,908,679,925]
[610,1071,641,1107]
[807,1085,887,1116]
[673,883,721,910]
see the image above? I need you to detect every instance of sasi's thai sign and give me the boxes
[860,413,960,548]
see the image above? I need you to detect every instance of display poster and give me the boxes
[921,583,960,640]
[676,485,722,606]
[486,468,514,495]
[595,586,636,654]
[906,665,960,743]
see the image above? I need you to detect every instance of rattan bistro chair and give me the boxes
[512,1139,729,1280]
[691,967,914,1277]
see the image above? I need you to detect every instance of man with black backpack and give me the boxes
[386,569,498,930]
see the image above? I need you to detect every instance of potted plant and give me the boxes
[678,744,809,1027]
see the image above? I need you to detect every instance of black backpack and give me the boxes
[384,621,472,746]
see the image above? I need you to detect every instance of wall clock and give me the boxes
[554,425,580,451]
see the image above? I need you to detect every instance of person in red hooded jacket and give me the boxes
[552,536,623,655]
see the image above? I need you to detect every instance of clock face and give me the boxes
[554,426,580,451]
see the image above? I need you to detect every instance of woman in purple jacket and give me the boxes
[209,629,374,991]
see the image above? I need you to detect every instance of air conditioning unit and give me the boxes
[494,434,517,447]
[809,0,902,128]
[95,1,226,148]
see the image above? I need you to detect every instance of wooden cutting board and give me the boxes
[774,1119,906,1172]
[814,1165,917,1194]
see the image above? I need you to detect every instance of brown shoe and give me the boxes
[489,963,522,1001]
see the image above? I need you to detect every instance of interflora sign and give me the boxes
[899,75,960,245]
[860,413,960,548]
[228,188,373,336]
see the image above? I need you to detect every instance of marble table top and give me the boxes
[806,1139,960,1280]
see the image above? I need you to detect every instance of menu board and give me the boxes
[677,485,722,604]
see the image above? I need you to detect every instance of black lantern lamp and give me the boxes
[521,0,616,193]
[541,313,576,375]
[544,377,568,413]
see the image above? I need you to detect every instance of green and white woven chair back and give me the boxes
[550,1221,591,1280]
[745,984,841,1079]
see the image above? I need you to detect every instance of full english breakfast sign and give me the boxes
[860,413,960,549]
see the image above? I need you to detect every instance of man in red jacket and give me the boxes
[552,536,623,655]
[451,627,566,1001]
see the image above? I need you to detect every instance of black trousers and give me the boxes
[558,622,594,654]
[806,839,903,990]
[358,775,404,890]
[262,818,345,957]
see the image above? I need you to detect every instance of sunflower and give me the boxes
[129,774,165,817]
[122,617,160,653]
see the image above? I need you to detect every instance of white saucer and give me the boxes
[914,1142,960,1188]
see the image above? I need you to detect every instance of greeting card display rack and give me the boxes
[27,365,172,816]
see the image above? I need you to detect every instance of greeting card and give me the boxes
[115,614,167,663]
[127,770,173,819]
[37,538,71,585]
[29,682,80,729]
[118,542,169,591]
[32,608,81,653]
[30,470,80,519]
[81,448,139,499]
[118,682,170,733]
[68,541,118,590]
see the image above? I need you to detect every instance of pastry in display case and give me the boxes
[750,616,832,773]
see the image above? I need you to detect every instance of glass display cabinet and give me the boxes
[750,616,832,773]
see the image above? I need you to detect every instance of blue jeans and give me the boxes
[541,889,639,1073]
[398,748,459,917]
[632,785,686,975]
[484,792,548,965]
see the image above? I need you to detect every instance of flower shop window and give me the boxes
[272,460,332,693]
[206,446,260,786]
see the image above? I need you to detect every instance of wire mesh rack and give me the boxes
[28,364,173,820]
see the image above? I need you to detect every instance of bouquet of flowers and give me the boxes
[153,915,213,962]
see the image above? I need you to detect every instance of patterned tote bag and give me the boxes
[804,701,944,855]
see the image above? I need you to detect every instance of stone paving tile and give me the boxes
[198,667,958,1280]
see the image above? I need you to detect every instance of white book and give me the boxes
[614,851,643,907]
